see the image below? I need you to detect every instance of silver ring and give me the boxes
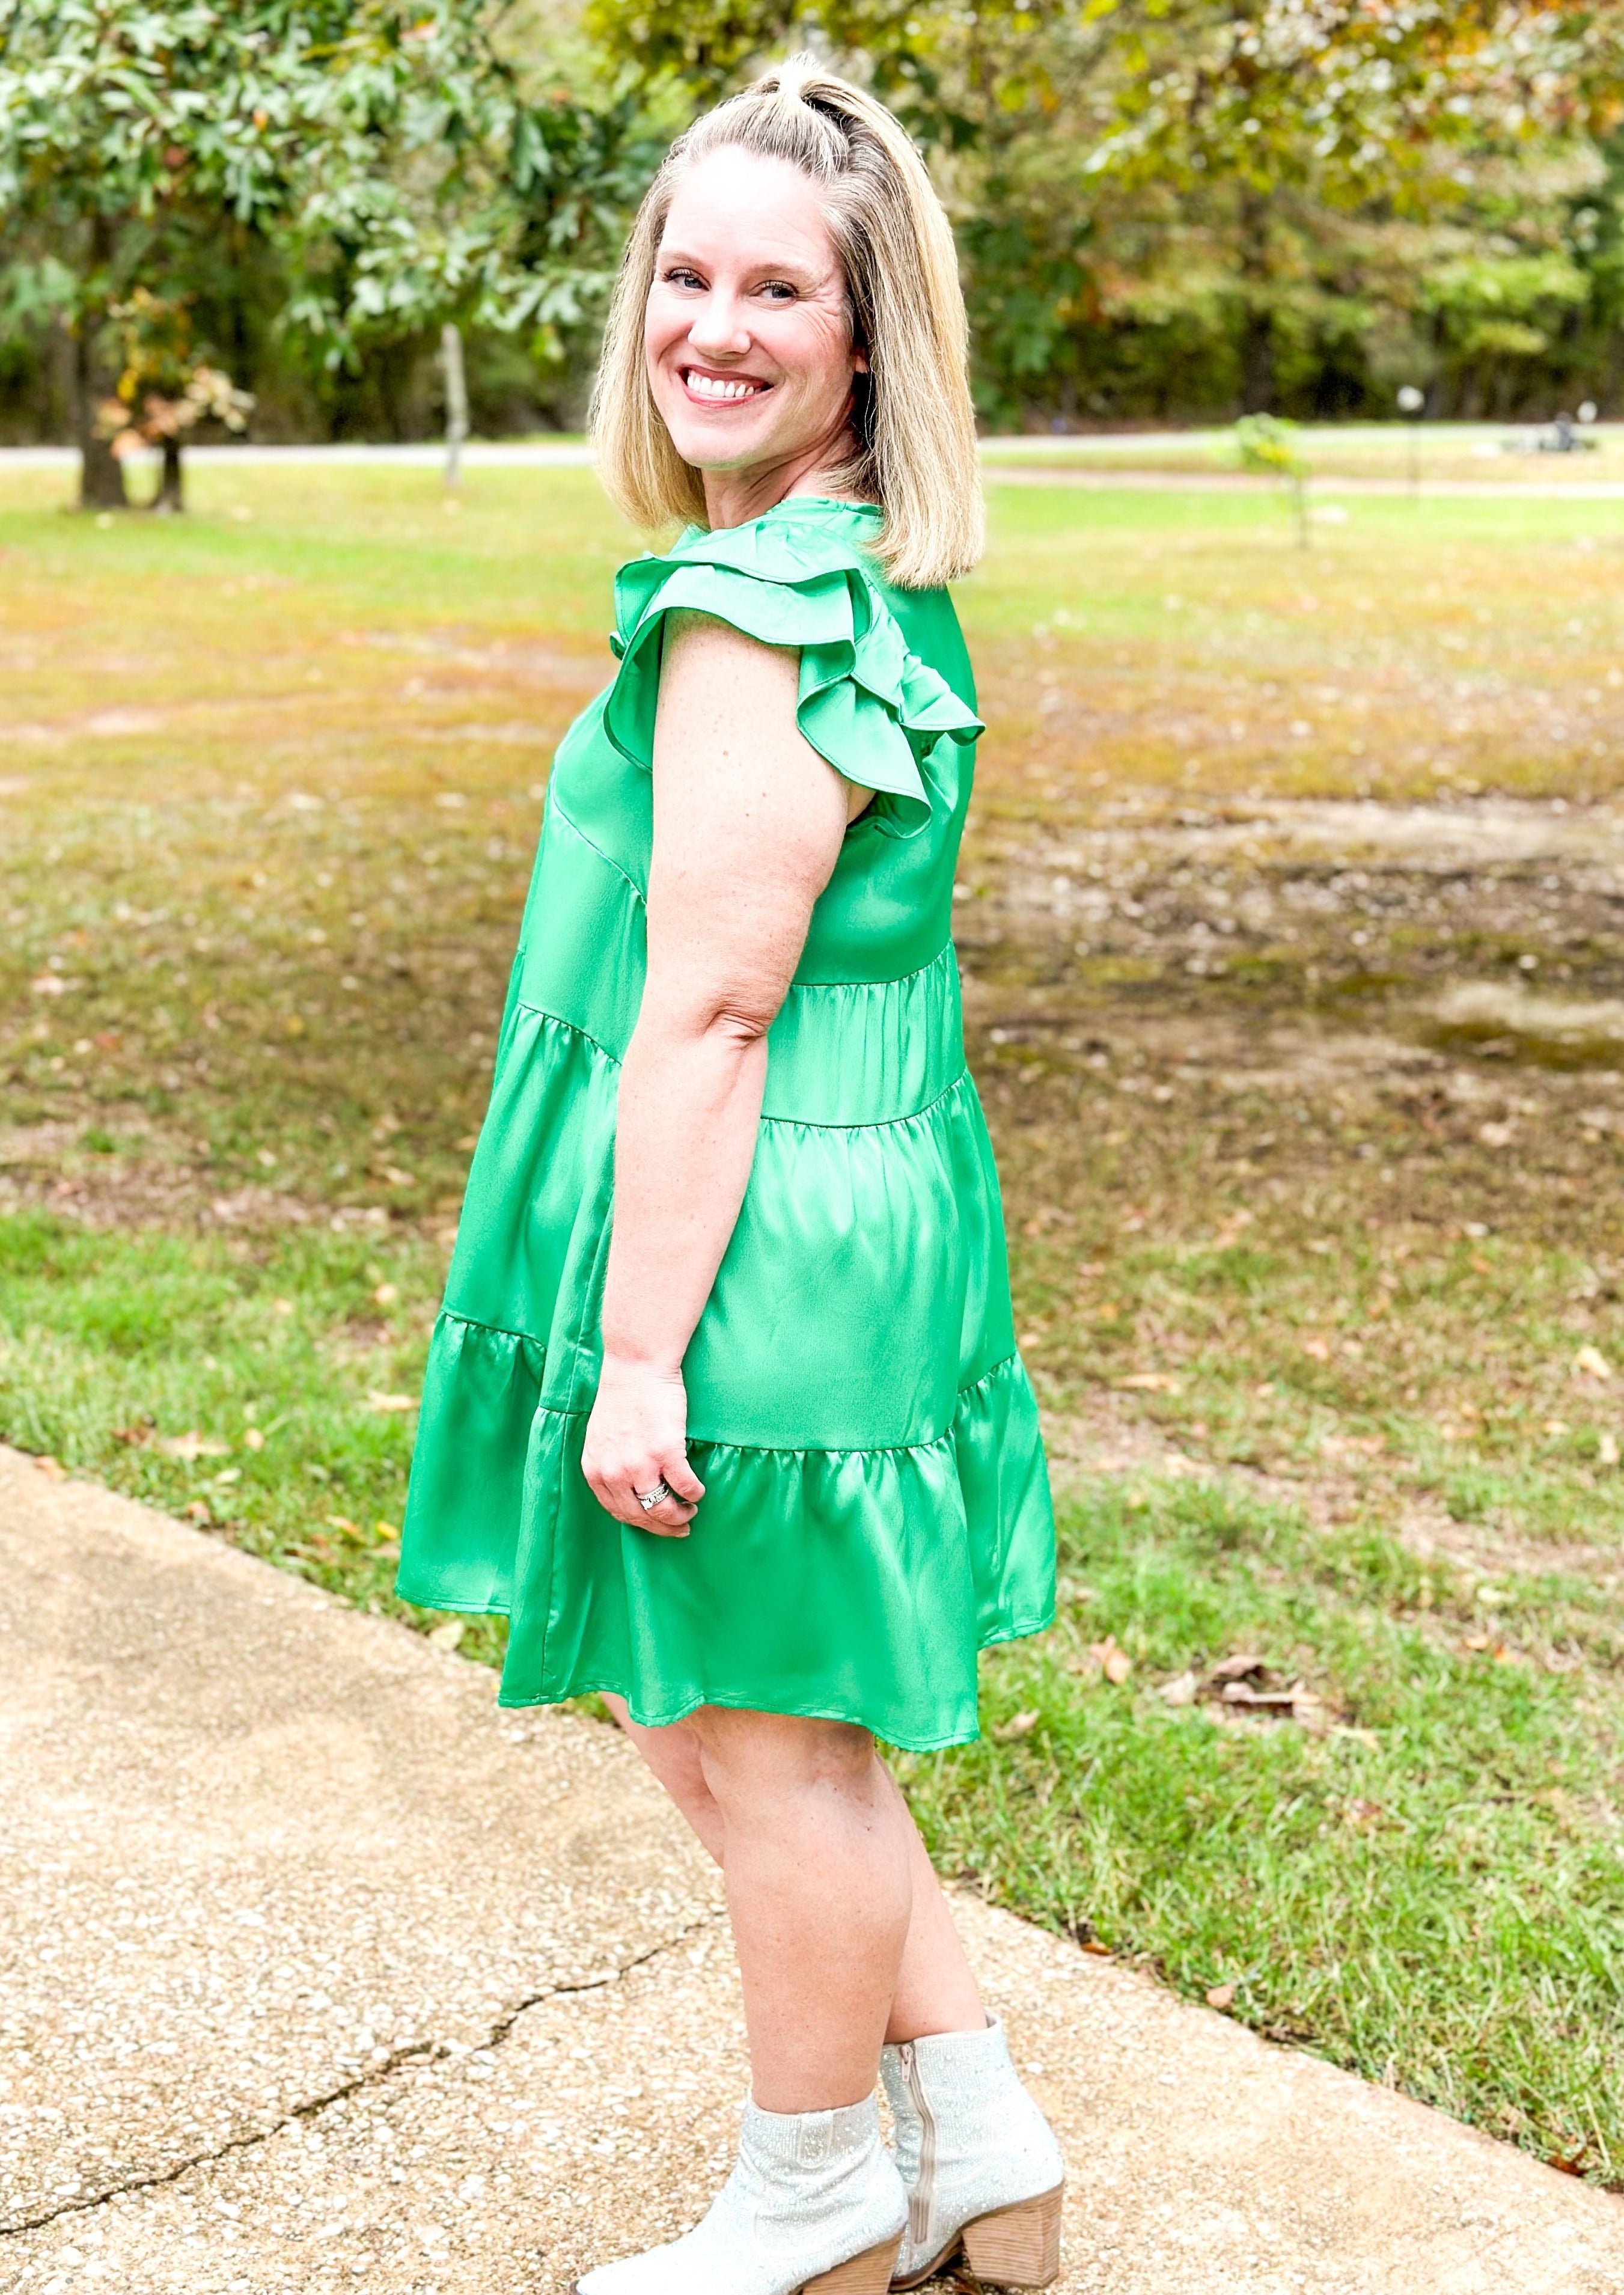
[636,1479,674,1512]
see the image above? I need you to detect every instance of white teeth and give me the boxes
[685,372,762,402]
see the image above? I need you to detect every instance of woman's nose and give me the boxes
[685,294,752,359]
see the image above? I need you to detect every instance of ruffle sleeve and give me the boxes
[602,516,983,839]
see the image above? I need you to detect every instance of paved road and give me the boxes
[7,440,1624,497]
[2,1443,1622,2293]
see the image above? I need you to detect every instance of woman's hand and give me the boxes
[581,1354,706,1536]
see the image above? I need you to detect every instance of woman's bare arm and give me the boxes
[580,611,868,1534]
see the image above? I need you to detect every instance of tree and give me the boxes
[0,0,647,506]
[585,0,1624,423]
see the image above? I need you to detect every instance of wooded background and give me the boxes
[4,0,1623,460]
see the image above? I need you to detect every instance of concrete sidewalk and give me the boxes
[2,1445,1620,2295]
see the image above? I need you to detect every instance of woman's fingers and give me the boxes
[662,1452,706,1505]
[631,1448,704,1536]
[584,1451,706,1535]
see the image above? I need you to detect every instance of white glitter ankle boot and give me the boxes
[573,2094,907,2295]
[881,2016,1064,2290]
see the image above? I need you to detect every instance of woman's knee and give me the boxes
[689,1707,877,1815]
[603,1694,719,1827]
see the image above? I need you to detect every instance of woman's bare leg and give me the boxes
[686,1707,909,2109]
[603,1696,984,2061]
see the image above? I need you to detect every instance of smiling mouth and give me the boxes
[681,367,769,404]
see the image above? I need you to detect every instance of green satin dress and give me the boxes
[396,495,1055,1750]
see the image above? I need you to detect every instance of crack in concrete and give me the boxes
[0,1909,726,2242]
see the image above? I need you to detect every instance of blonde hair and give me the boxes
[588,58,983,590]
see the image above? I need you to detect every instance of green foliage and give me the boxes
[584,0,1624,426]
[0,0,661,477]
[1233,413,1305,480]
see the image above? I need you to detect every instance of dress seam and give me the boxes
[781,944,958,994]
[433,1310,1027,1450]
[497,1001,970,1130]
[546,798,646,906]
[761,1069,969,1134]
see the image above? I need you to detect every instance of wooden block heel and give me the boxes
[802,2235,904,2293]
[959,2182,1064,2289]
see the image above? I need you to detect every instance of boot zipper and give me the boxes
[899,2041,936,2251]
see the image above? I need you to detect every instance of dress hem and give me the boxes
[487,1607,1056,1753]
[389,1600,1054,1754]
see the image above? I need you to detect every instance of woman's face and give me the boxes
[645,148,867,483]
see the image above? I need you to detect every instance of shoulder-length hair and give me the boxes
[588,58,983,590]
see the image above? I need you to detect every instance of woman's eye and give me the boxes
[759,281,796,302]
[664,267,704,289]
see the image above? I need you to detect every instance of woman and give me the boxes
[398,59,1063,2295]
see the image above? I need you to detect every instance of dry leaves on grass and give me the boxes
[157,1430,229,1461]
[1159,1652,1329,1728]
[366,1390,417,1413]
[1069,1634,1134,1685]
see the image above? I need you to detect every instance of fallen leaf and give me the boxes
[1221,1681,1299,1711]
[993,1709,1042,1741]
[29,974,69,995]
[454,1133,479,1152]
[1462,1632,1492,1651]
[1601,1432,1621,1468]
[32,1454,66,1481]
[1090,1637,1133,1685]
[1205,1983,1236,2010]
[1477,1120,1515,1148]
[1078,1938,1113,1957]
[429,1619,466,1649]
[157,1431,229,1461]
[112,1420,155,1447]
[183,1499,213,1524]
[373,1282,399,1306]
[1116,1372,1179,1393]
[243,1426,266,1452]
[326,1514,362,1536]
[1573,1344,1613,1382]
[270,1297,295,1317]
[367,1391,417,1413]
[1206,1652,1269,1684]
[1301,1336,1331,1362]
[379,1164,416,1188]
[1343,1797,1384,1830]
[1158,1669,1200,1707]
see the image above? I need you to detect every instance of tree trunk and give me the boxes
[1238,191,1276,415]
[1241,307,1275,415]
[75,311,127,510]
[151,438,185,514]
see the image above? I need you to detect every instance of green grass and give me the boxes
[4,454,1624,2186]
[0,1208,507,1668]
[904,1471,1624,2175]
